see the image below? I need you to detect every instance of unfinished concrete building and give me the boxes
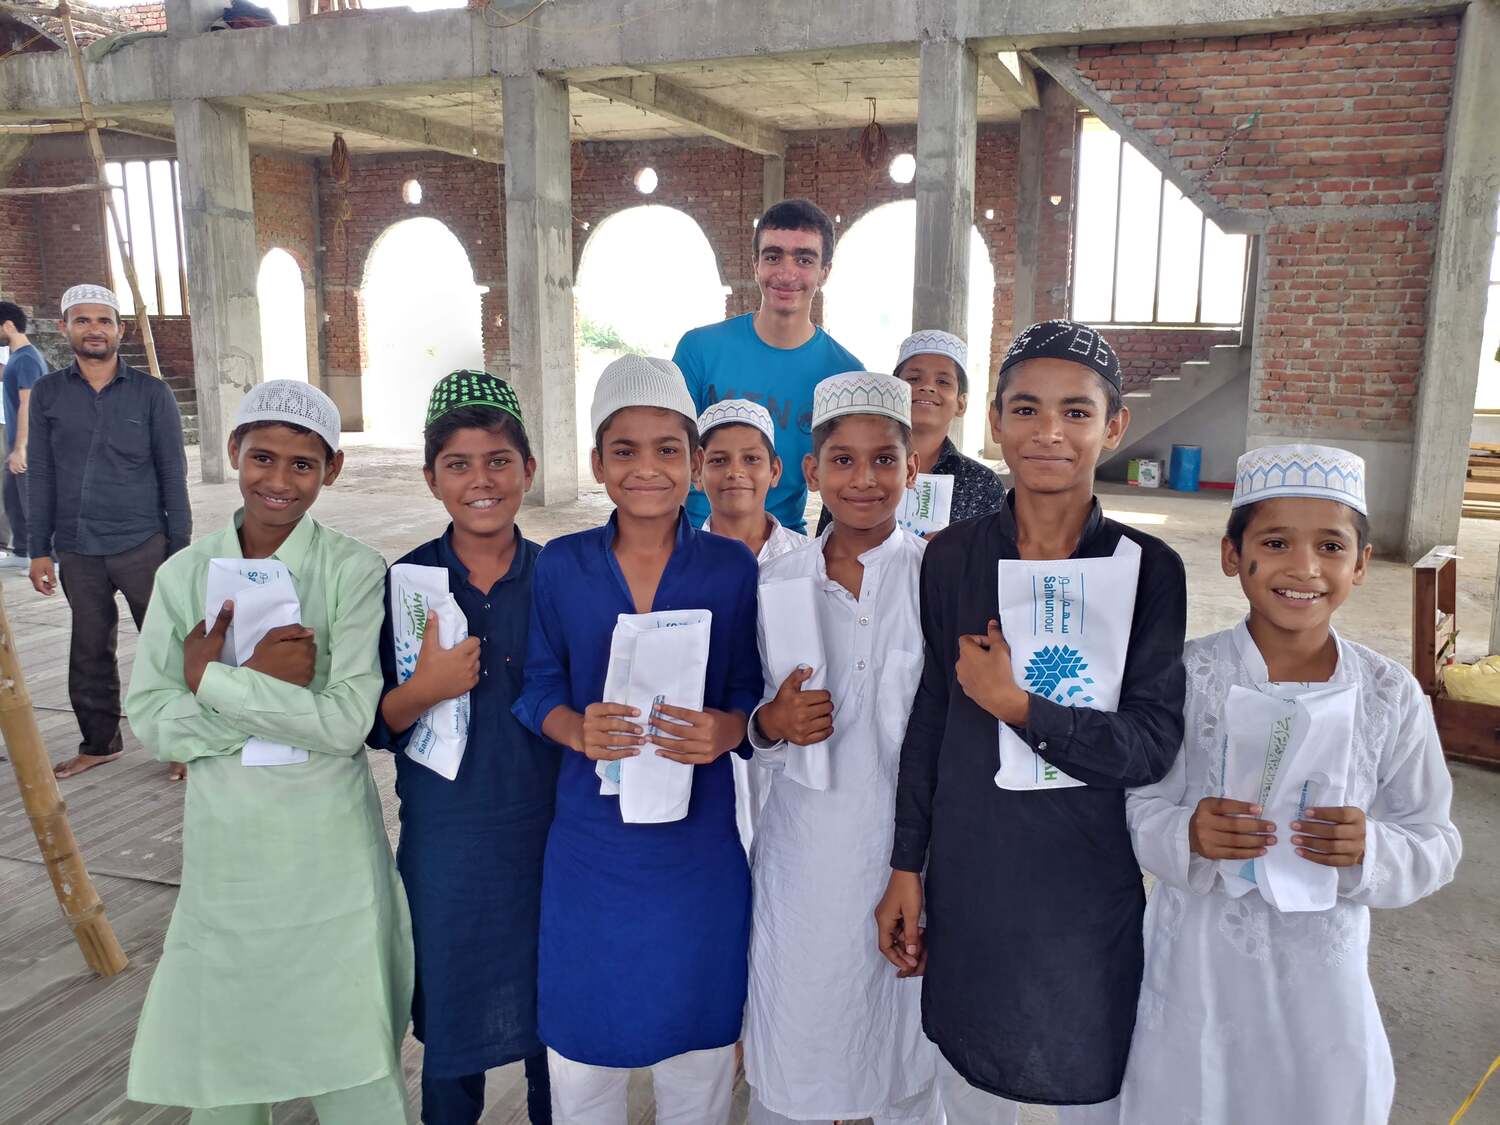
[0,0,1497,556]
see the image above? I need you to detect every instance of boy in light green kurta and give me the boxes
[124,381,413,1124]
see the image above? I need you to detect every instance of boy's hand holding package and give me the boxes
[245,624,317,687]
[651,703,745,765]
[956,619,1029,726]
[1189,797,1276,861]
[1292,806,1367,867]
[756,666,834,746]
[183,600,234,694]
[409,623,481,706]
[578,702,644,761]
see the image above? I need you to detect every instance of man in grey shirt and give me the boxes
[28,284,192,778]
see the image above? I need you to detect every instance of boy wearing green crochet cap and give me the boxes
[369,370,557,1124]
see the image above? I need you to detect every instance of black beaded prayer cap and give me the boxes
[997,319,1122,391]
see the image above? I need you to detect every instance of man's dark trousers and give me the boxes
[3,465,27,556]
[57,533,167,756]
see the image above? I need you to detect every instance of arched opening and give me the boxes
[574,204,728,477]
[822,200,996,458]
[361,217,485,440]
[256,248,310,384]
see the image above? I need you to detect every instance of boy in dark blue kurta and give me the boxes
[512,356,761,1123]
[369,371,557,1125]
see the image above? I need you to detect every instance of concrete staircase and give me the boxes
[1100,343,1251,469]
[118,341,198,445]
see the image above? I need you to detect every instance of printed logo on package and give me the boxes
[1024,644,1096,706]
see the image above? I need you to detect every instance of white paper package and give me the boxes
[596,609,713,823]
[1221,682,1358,912]
[896,473,954,536]
[389,563,471,781]
[757,576,830,790]
[992,537,1142,790]
[204,558,308,767]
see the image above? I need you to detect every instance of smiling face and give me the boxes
[805,414,917,534]
[229,422,342,535]
[896,353,967,439]
[992,358,1127,497]
[592,406,699,521]
[754,226,830,321]
[1223,497,1371,637]
[64,303,121,362]
[425,424,535,540]
[698,423,781,522]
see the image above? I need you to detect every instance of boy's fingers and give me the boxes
[1297,848,1360,867]
[1207,816,1275,836]
[591,703,641,719]
[208,601,234,635]
[1210,798,1264,817]
[784,666,815,691]
[1303,807,1359,823]
[654,703,708,726]
[1292,820,1361,840]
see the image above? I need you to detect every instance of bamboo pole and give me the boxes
[55,0,163,380]
[0,182,101,196]
[0,121,119,135]
[0,590,129,977]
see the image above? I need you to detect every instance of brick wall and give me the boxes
[316,152,503,378]
[112,3,167,32]
[1064,16,1459,440]
[253,154,319,274]
[30,158,110,312]
[0,165,42,310]
[1110,327,1241,391]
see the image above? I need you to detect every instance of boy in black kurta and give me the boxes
[875,321,1187,1122]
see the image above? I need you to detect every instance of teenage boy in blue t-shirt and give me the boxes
[673,198,861,535]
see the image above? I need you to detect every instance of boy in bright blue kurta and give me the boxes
[512,356,761,1123]
[368,371,556,1125]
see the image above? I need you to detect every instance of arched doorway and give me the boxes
[822,200,996,458]
[361,217,484,439]
[574,205,728,476]
[256,248,309,383]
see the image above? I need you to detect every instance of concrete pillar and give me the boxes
[914,36,977,447]
[762,155,785,213]
[1403,0,1500,560]
[502,72,577,506]
[165,0,219,36]
[173,99,263,482]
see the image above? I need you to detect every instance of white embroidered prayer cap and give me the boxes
[60,283,121,318]
[811,370,912,430]
[698,398,777,447]
[1232,443,1367,515]
[590,355,698,435]
[896,329,967,376]
[233,379,342,452]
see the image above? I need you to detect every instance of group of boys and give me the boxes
[116,201,1460,1125]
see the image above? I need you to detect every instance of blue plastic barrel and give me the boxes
[1168,444,1202,492]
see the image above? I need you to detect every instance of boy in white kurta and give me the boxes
[745,372,938,1125]
[1120,444,1461,1125]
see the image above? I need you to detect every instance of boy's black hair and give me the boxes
[895,354,969,397]
[424,404,533,470]
[994,360,1123,419]
[702,421,777,460]
[0,301,26,334]
[593,407,701,456]
[810,414,914,458]
[752,199,837,267]
[230,420,335,462]
[1225,500,1371,553]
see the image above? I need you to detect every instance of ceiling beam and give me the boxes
[266,101,500,163]
[976,51,1039,112]
[572,73,785,156]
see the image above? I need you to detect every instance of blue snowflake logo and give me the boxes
[1024,645,1096,705]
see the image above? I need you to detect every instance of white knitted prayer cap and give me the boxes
[698,398,777,447]
[60,284,121,317]
[233,379,342,453]
[896,329,967,376]
[812,370,911,430]
[590,355,698,436]
[1232,443,1367,515]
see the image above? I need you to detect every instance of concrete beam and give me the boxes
[502,71,577,507]
[573,73,785,157]
[174,99,263,483]
[762,154,784,212]
[0,0,1463,120]
[165,0,220,38]
[977,50,1039,112]
[912,36,977,345]
[272,101,500,164]
[1403,0,1500,561]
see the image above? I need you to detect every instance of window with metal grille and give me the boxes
[1071,116,1249,328]
[103,159,188,317]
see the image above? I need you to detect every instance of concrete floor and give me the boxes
[2,436,1498,1124]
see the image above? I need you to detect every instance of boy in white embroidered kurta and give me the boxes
[1120,443,1461,1125]
[745,372,938,1125]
